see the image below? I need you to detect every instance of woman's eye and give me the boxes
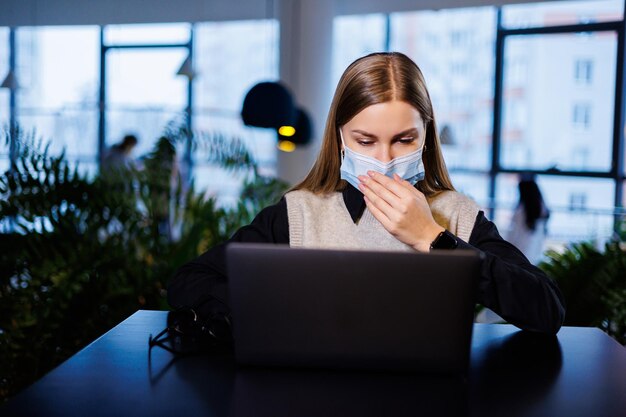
[356,139,374,146]
[398,137,416,144]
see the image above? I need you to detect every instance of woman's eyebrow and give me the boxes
[392,128,420,139]
[351,128,419,139]
[350,129,377,138]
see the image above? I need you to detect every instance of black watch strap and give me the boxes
[430,230,458,250]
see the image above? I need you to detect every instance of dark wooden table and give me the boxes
[2,310,626,416]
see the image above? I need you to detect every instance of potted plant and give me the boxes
[0,125,288,402]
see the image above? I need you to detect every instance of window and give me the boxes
[450,30,471,48]
[451,61,469,76]
[450,172,490,209]
[495,174,616,246]
[104,23,190,45]
[15,26,99,175]
[104,23,190,159]
[572,103,591,130]
[574,59,593,84]
[500,32,615,172]
[0,27,9,130]
[106,47,188,157]
[332,14,387,88]
[390,7,496,173]
[502,0,623,28]
[569,192,588,210]
[496,0,625,247]
[0,27,9,170]
[192,19,279,204]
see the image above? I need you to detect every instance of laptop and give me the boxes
[226,243,482,374]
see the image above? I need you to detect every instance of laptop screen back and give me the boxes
[226,243,482,373]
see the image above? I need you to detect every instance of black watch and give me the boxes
[430,230,458,250]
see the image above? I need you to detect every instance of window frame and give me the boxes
[490,12,626,227]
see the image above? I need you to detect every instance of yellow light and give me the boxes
[278,126,296,137]
[278,140,296,152]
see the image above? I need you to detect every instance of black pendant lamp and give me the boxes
[241,81,297,129]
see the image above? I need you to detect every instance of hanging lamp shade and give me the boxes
[0,70,19,90]
[241,82,297,129]
[176,55,196,79]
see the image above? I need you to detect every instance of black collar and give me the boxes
[341,184,366,223]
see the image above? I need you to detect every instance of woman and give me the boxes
[506,176,551,264]
[168,52,565,334]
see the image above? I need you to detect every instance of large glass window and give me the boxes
[104,23,190,160]
[106,48,188,156]
[390,8,496,175]
[496,0,624,247]
[0,27,9,171]
[500,32,617,172]
[502,0,623,28]
[192,19,279,204]
[495,174,616,250]
[0,28,9,129]
[333,2,624,246]
[332,14,387,88]
[104,23,190,45]
[450,172,490,210]
[15,26,99,175]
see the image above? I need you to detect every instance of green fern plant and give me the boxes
[0,125,289,402]
[539,239,626,344]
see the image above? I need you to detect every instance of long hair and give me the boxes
[292,52,454,196]
[518,178,549,231]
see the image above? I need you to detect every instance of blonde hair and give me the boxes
[292,52,454,196]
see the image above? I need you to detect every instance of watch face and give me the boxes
[431,230,458,250]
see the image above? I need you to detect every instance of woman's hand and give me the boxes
[358,171,444,252]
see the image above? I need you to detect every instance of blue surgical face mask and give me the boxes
[339,129,425,189]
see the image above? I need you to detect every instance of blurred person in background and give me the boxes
[102,134,139,173]
[506,174,550,265]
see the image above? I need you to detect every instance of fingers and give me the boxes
[359,171,414,225]
[359,179,394,223]
[358,172,407,220]
[393,173,423,196]
[365,171,408,197]
[358,174,399,207]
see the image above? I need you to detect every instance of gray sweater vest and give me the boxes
[285,190,479,251]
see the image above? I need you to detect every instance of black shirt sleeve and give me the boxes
[167,197,289,319]
[463,211,566,334]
